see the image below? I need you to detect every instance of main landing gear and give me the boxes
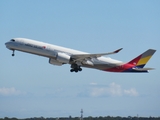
[70,64,82,73]
[12,50,15,56]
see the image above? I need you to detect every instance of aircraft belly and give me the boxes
[82,63,119,70]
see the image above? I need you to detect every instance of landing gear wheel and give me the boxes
[75,69,78,73]
[70,64,83,73]
[12,50,15,56]
[78,68,82,71]
[70,69,74,72]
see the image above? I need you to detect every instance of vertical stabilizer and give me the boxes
[128,49,156,68]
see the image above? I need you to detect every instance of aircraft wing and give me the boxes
[71,48,123,61]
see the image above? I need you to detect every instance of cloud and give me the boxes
[108,82,123,96]
[0,87,21,96]
[89,82,98,85]
[124,88,139,96]
[90,82,122,97]
[89,82,138,97]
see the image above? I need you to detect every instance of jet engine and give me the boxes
[49,58,63,66]
[49,52,71,66]
[56,52,70,63]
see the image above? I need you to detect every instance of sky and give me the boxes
[1,0,160,118]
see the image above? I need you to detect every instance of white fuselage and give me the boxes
[5,38,123,71]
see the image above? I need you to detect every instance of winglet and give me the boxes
[114,48,123,53]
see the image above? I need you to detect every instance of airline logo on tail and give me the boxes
[106,49,156,73]
[128,49,155,68]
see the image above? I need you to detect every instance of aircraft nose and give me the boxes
[5,42,8,46]
[5,42,9,46]
[5,42,11,49]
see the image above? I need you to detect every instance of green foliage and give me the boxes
[1,116,160,120]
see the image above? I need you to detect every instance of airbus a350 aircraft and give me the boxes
[5,38,156,73]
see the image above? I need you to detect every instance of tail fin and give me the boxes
[128,49,156,68]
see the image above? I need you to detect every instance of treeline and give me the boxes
[1,116,160,120]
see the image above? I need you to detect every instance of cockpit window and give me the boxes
[10,39,15,42]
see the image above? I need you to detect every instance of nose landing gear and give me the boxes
[12,50,15,56]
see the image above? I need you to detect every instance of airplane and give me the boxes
[5,38,156,73]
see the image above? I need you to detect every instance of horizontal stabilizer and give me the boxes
[132,67,155,71]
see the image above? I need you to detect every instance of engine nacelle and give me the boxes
[56,52,70,63]
[49,58,63,66]
[49,52,71,66]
